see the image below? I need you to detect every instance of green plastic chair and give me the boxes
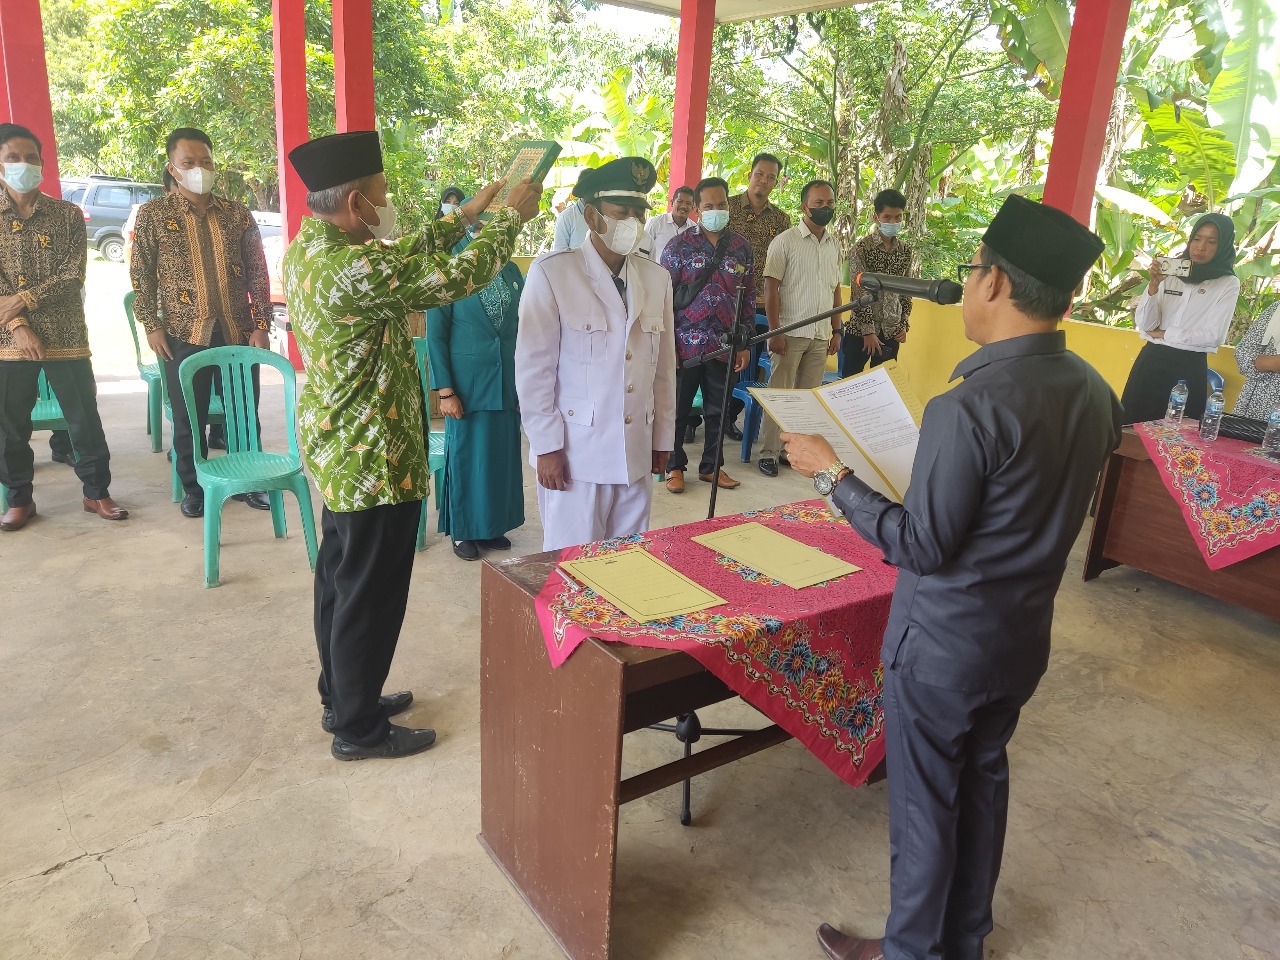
[1,370,71,512]
[176,345,317,588]
[122,291,164,452]
[413,336,447,552]
[158,346,227,502]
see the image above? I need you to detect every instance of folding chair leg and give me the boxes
[292,477,318,571]
[171,451,183,502]
[268,490,287,539]
[148,382,163,453]
[0,485,7,512]
[203,492,223,588]
[416,495,429,552]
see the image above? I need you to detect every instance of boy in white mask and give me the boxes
[130,127,273,519]
[516,157,677,551]
[843,187,919,376]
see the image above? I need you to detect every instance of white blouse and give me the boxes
[1134,274,1240,353]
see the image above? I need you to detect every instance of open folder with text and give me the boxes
[749,361,923,501]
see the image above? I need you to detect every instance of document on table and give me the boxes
[749,360,921,501]
[692,522,860,589]
[559,549,725,623]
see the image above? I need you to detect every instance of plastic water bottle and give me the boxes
[1198,389,1225,442]
[1165,380,1189,423]
[1263,408,1280,459]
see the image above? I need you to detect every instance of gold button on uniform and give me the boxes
[627,384,634,393]
[568,410,574,416]
[625,416,632,424]
[626,351,632,360]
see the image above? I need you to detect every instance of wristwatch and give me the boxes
[813,461,850,496]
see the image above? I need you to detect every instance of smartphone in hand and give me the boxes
[1156,255,1192,277]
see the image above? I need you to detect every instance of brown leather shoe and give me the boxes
[665,469,685,494]
[0,501,36,531]
[83,497,129,521]
[816,924,885,960]
[699,468,741,489]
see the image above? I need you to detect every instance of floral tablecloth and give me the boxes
[534,501,896,787]
[1136,421,1280,570]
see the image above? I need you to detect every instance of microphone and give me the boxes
[854,272,963,305]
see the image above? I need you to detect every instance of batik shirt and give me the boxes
[0,191,89,361]
[284,208,522,512]
[848,231,917,339]
[660,225,755,362]
[727,192,791,308]
[130,193,271,346]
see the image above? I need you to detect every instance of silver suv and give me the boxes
[60,175,165,262]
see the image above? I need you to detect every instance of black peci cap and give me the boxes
[288,131,383,193]
[982,194,1105,291]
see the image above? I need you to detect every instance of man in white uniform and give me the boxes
[517,157,677,551]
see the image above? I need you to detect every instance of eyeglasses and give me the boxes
[955,262,994,284]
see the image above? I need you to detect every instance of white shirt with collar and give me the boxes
[552,200,590,250]
[1134,273,1240,353]
[762,219,844,338]
[642,212,694,262]
[516,237,677,487]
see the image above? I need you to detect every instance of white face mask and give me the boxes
[440,202,460,216]
[359,193,398,241]
[2,162,44,194]
[598,212,643,256]
[700,209,730,234]
[173,165,216,195]
[878,221,903,237]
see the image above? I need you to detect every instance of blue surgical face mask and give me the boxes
[2,162,44,194]
[878,221,903,237]
[700,209,730,233]
[440,202,461,216]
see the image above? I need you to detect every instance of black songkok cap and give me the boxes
[982,193,1105,292]
[575,157,657,209]
[288,131,383,192]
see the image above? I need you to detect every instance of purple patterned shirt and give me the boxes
[660,224,756,362]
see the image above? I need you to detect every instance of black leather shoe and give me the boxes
[725,423,743,442]
[453,539,480,560]
[233,492,272,510]
[758,457,779,477]
[322,690,413,733]
[180,494,205,518]
[207,427,227,450]
[684,423,697,444]
[51,449,77,465]
[331,723,437,760]
[477,536,511,550]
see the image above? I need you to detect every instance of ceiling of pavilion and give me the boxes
[600,0,870,24]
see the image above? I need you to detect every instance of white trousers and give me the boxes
[537,478,655,552]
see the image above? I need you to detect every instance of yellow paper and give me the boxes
[692,522,860,590]
[879,360,925,426]
[559,549,725,623]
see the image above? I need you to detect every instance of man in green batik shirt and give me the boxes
[284,131,542,761]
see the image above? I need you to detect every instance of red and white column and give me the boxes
[273,0,308,239]
[0,0,61,198]
[668,0,716,197]
[333,0,376,133]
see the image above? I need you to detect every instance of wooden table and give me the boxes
[478,551,805,960]
[1084,428,1280,621]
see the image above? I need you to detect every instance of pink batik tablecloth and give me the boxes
[533,500,895,786]
[1136,420,1280,570]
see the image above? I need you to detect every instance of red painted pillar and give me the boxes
[333,0,376,132]
[668,0,716,197]
[1042,0,1131,224]
[0,0,61,198]
[273,0,308,240]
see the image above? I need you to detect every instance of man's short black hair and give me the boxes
[673,185,695,201]
[693,177,729,204]
[979,244,1073,321]
[874,188,907,213]
[166,127,213,158]
[801,180,834,206]
[750,153,783,175]
[0,123,41,155]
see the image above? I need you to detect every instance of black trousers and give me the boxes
[0,359,112,506]
[669,357,732,475]
[842,332,900,377]
[1119,341,1208,424]
[882,668,1036,960]
[314,500,423,746]
[164,331,260,496]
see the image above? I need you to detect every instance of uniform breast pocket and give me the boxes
[638,315,664,364]
[562,314,608,363]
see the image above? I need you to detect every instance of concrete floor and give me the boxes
[2,370,1279,959]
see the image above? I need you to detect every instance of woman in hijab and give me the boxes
[426,215,525,560]
[1121,213,1241,423]
[435,185,464,220]
[1232,301,1280,420]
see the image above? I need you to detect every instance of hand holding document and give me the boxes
[480,141,562,219]
[559,549,724,623]
[751,361,922,500]
[693,523,860,589]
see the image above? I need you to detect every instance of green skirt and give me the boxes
[435,409,525,541]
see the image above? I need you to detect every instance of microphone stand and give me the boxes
[682,289,879,520]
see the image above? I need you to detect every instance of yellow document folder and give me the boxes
[692,522,860,590]
[559,549,725,623]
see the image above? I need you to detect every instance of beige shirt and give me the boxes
[762,220,844,338]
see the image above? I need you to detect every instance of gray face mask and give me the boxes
[879,221,903,237]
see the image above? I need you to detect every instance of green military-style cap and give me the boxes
[575,156,657,209]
